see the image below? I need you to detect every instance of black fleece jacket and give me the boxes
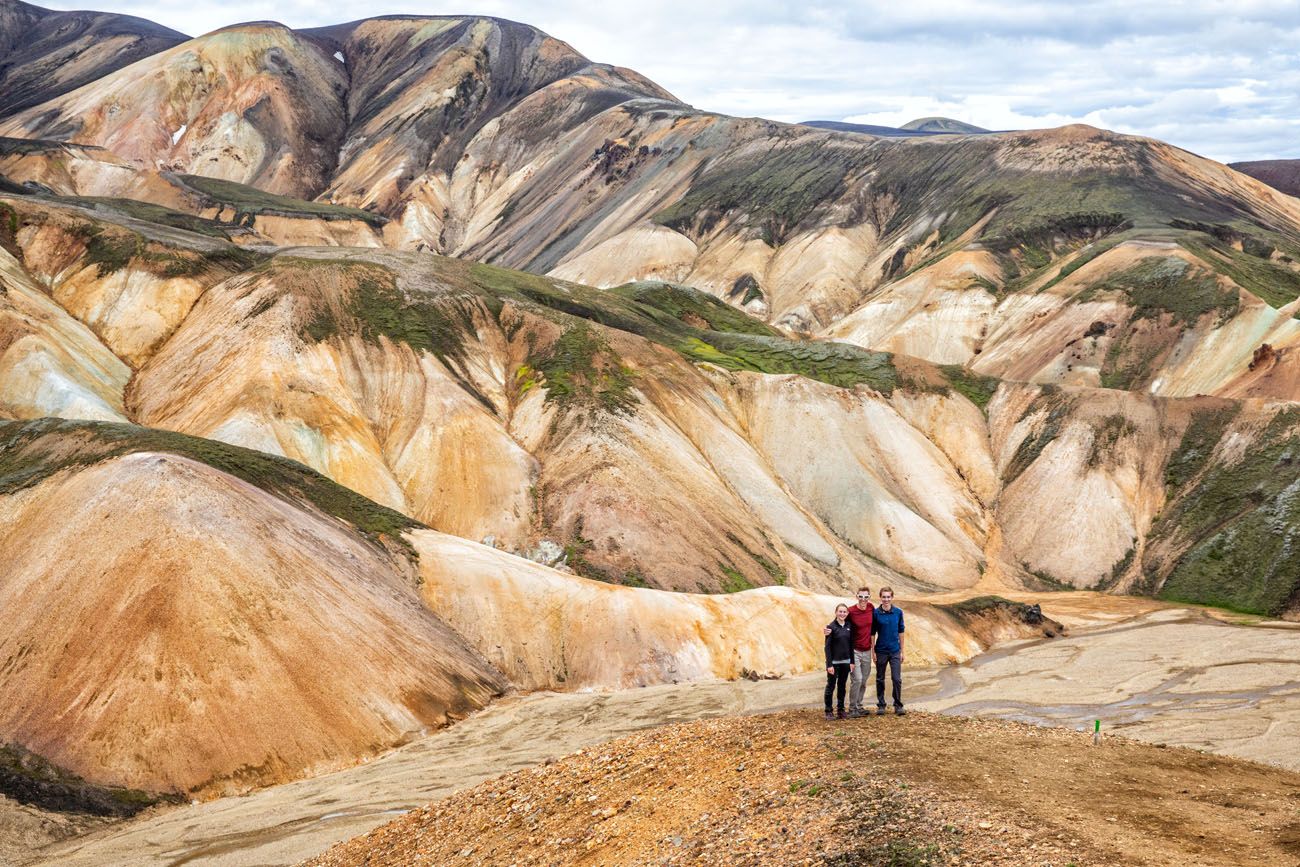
[824,619,854,667]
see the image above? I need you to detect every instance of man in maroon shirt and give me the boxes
[845,587,875,716]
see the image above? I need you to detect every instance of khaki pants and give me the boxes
[849,649,872,709]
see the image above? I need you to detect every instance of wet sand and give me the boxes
[30,604,1300,866]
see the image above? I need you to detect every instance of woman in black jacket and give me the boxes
[824,603,854,720]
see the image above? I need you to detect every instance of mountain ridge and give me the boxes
[3,6,1300,840]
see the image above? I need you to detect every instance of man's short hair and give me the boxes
[857,586,870,594]
[879,586,894,596]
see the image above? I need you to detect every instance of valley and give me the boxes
[10,600,1298,866]
[3,3,1300,864]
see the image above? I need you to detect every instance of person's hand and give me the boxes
[849,664,855,672]
[899,653,905,665]
[823,626,831,636]
[826,666,834,675]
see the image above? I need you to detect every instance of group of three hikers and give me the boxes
[822,586,904,719]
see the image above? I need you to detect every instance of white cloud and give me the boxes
[36,0,1300,162]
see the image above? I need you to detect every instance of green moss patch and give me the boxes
[67,219,262,279]
[0,742,181,817]
[1087,414,1137,467]
[720,565,755,593]
[0,201,21,259]
[293,256,914,399]
[938,364,1000,411]
[682,333,901,393]
[1164,405,1240,493]
[1002,387,1073,483]
[531,322,638,415]
[608,281,778,336]
[79,224,139,276]
[304,262,483,365]
[1098,329,1166,391]
[175,174,386,228]
[75,196,234,238]
[1178,234,1300,310]
[1077,257,1239,326]
[1153,408,1300,615]
[653,139,862,245]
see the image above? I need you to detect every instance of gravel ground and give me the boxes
[303,709,1300,866]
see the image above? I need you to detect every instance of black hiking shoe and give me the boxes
[837,710,848,720]
[895,706,907,716]
[825,710,834,720]
[875,706,887,716]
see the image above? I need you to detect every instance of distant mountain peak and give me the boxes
[899,116,989,134]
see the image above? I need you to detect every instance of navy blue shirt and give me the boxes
[871,605,905,654]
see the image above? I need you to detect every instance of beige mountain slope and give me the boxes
[1232,158,1300,198]
[3,190,1298,615]
[0,417,1058,805]
[0,228,129,420]
[0,418,507,797]
[410,531,1054,691]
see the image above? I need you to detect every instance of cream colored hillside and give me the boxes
[2,192,1298,618]
[0,417,1055,799]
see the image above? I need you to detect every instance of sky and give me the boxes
[40,0,1300,163]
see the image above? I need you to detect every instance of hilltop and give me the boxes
[305,710,1300,866]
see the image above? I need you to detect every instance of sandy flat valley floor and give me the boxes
[10,597,1300,866]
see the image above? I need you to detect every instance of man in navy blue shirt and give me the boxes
[870,586,905,716]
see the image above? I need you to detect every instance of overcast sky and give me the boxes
[41,0,1300,163]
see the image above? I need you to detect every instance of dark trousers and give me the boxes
[875,651,902,709]
[824,662,851,712]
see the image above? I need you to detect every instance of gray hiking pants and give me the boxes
[849,649,872,709]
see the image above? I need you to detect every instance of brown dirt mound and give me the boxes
[302,710,1300,867]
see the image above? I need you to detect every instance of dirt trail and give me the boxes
[29,604,1300,866]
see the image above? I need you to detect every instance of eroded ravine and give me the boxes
[30,604,1300,867]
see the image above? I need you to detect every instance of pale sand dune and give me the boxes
[31,604,1300,867]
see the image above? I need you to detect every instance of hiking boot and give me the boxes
[875,706,887,716]
[837,710,848,720]
[824,710,834,720]
[894,706,907,716]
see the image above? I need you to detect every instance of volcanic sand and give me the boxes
[26,601,1300,866]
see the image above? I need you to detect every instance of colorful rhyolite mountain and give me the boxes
[1,2,1299,804]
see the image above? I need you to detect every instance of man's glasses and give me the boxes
[857,594,870,599]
